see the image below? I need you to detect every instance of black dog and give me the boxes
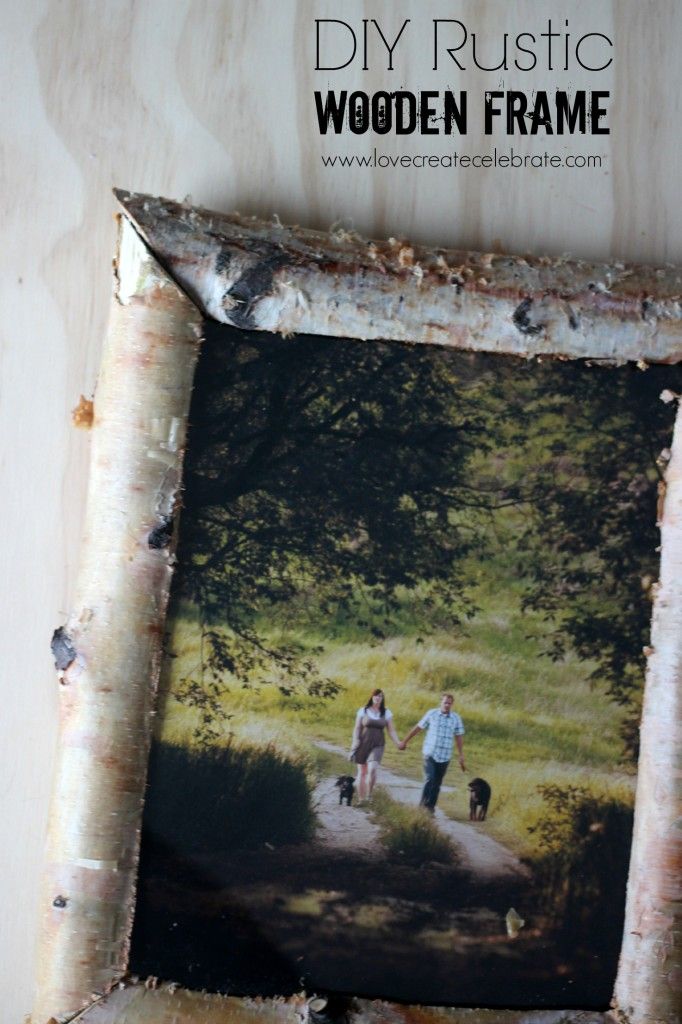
[468,778,491,821]
[335,775,355,806]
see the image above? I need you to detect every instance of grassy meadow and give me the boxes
[155,542,635,859]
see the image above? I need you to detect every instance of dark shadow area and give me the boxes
[129,742,623,1008]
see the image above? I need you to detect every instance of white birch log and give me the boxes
[69,983,606,1024]
[32,217,202,1023]
[71,985,309,1024]
[115,190,682,366]
[613,399,682,1024]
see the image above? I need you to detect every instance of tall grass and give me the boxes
[370,790,457,866]
[142,740,315,854]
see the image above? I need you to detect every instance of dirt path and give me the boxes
[314,774,383,853]
[315,740,528,881]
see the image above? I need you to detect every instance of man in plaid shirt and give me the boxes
[400,693,466,811]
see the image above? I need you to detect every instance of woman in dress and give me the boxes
[349,688,402,800]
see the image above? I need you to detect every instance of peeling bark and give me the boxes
[32,216,203,1023]
[115,190,682,365]
[613,400,682,1024]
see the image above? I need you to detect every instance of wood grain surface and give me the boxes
[1,1,680,1019]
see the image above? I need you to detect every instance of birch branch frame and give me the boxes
[32,193,682,1024]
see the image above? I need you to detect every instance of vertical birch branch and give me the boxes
[32,217,202,1023]
[613,398,682,1024]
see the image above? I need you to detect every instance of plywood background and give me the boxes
[1,1,679,1019]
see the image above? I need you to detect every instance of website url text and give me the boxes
[321,148,604,170]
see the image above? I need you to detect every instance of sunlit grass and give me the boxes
[370,789,457,865]
[154,561,635,859]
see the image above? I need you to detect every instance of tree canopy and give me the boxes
[170,323,681,750]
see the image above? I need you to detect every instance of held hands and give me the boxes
[397,740,407,751]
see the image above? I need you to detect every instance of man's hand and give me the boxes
[398,740,407,750]
[459,756,466,772]
[402,725,422,748]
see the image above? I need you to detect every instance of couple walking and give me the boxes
[349,688,466,809]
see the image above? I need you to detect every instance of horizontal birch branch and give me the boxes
[70,982,608,1024]
[116,190,682,364]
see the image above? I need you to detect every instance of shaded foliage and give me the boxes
[513,363,681,756]
[142,740,315,854]
[174,326,507,704]
[171,323,681,747]
[528,784,633,955]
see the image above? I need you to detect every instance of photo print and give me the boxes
[128,322,681,1009]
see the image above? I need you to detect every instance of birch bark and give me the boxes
[32,218,202,1022]
[68,984,605,1024]
[116,190,682,365]
[613,400,682,1024]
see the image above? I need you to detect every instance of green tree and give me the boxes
[170,324,681,748]
[513,362,681,756]
[173,326,503,725]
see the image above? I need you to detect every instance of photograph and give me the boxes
[128,321,681,1008]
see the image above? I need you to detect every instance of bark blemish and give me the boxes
[147,515,173,550]
[565,304,580,330]
[216,248,290,329]
[52,895,67,909]
[641,298,656,322]
[667,964,682,992]
[51,626,77,671]
[513,297,545,336]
